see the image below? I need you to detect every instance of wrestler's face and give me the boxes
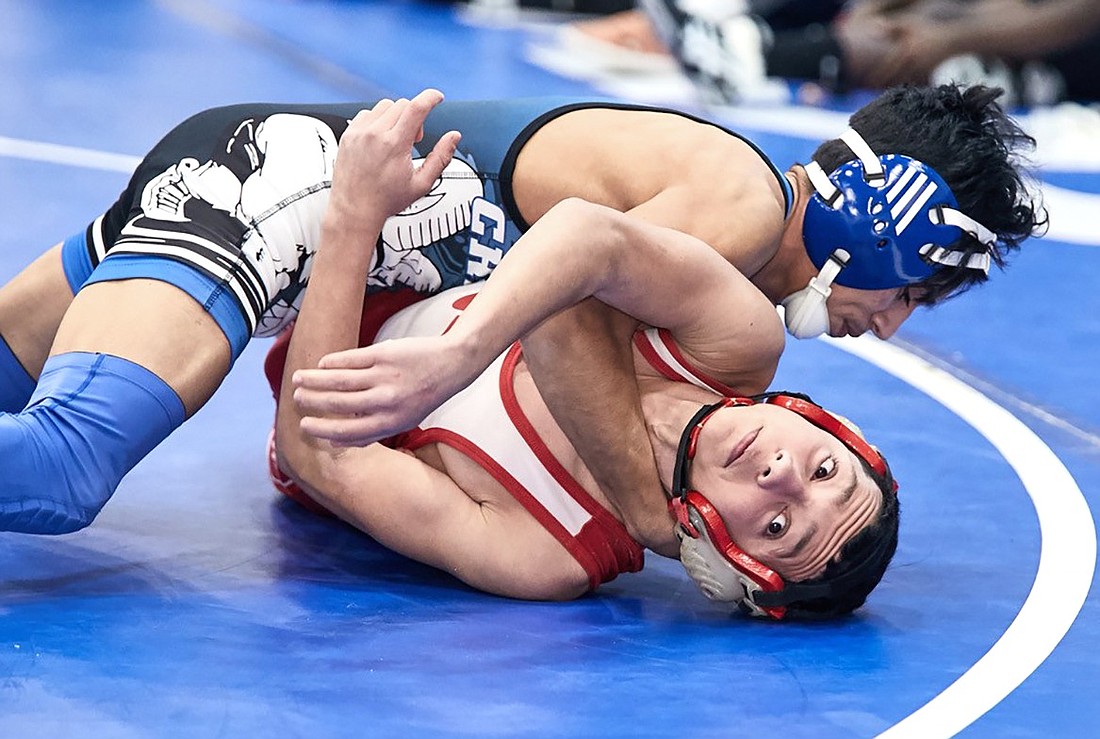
[687,404,883,582]
[824,284,921,339]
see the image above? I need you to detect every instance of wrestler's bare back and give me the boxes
[510,107,791,277]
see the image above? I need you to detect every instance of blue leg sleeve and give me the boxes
[0,334,34,413]
[0,352,185,534]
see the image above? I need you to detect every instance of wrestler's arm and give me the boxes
[517,299,676,550]
[274,92,590,600]
[293,196,784,444]
[517,187,784,552]
[275,95,451,458]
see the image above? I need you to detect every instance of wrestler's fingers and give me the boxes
[395,89,444,139]
[376,96,412,130]
[310,346,379,371]
[413,130,461,192]
[292,386,386,416]
[346,100,393,130]
[293,365,376,392]
[299,414,391,446]
[367,98,395,118]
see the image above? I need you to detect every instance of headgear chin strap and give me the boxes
[784,128,997,339]
[669,393,896,619]
[780,250,848,340]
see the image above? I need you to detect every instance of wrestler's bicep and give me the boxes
[289,444,589,600]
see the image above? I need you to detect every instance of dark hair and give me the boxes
[781,456,900,620]
[810,84,1046,305]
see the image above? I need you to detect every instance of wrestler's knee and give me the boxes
[0,352,185,534]
[0,413,113,533]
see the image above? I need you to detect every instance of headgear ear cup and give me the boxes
[780,284,829,340]
[780,250,849,339]
[678,519,750,604]
[672,492,787,619]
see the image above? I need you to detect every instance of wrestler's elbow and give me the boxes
[273,437,349,510]
[543,197,627,235]
[273,413,330,497]
[548,198,638,270]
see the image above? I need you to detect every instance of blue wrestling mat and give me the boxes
[1,1,1097,736]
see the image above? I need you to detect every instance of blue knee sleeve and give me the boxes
[0,352,185,534]
[0,334,34,412]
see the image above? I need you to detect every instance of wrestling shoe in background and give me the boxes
[638,0,786,104]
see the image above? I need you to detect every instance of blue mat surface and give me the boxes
[1,1,1097,736]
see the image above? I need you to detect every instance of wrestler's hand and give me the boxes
[328,89,461,228]
[862,16,957,86]
[291,333,474,446]
[844,0,971,88]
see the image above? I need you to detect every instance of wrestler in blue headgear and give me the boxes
[783,127,998,339]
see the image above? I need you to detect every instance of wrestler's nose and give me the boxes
[756,450,803,497]
[871,299,917,340]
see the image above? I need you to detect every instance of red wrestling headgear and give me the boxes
[669,393,897,619]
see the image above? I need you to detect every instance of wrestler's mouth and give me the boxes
[725,427,761,467]
[838,320,862,338]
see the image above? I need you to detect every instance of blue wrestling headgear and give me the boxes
[783,128,997,339]
[670,393,897,620]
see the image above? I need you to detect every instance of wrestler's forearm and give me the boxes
[522,302,677,556]
[446,198,719,378]
[283,214,380,375]
[276,207,384,475]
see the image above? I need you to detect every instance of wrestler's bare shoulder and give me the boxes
[512,106,788,264]
[522,107,781,190]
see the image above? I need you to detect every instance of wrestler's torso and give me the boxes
[415,334,735,524]
[371,285,750,585]
[97,99,790,337]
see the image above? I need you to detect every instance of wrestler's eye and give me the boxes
[766,511,789,537]
[813,457,837,480]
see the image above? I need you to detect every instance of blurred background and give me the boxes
[1,2,1098,737]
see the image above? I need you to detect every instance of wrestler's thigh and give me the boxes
[0,244,75,378]
[50,278,232,416]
